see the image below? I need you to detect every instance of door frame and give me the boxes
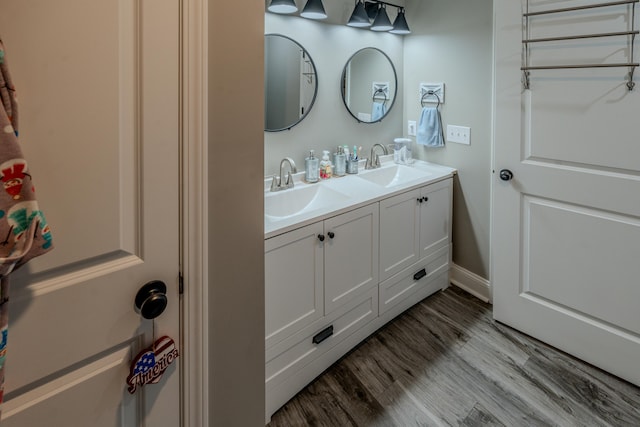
[182,0,209,424]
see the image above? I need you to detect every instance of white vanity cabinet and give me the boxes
[379,178,452,282]
[265,203,380,418]
[265,203,378,349]
[264,162,455,423]
[378,178,452,315]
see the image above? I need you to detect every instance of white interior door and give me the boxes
[493,0,640,386]
[0,0,181,425]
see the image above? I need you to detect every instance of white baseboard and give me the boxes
[450,263,491,303]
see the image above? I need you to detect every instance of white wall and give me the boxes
[404,0,493,279]
[264,13,404,175]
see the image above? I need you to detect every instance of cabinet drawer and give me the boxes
[379,245,449,315]
[266,288,378,390]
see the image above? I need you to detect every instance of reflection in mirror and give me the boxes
[341,47,397,123]
[265,34,318,132]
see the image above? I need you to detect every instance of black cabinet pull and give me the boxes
[317,234,325,242]
[312,325,334,344]
[422,196,429,202]
[327,231,335,239]
[417,198,423,203]
[413,268,427,281]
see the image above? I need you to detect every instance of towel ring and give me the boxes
[421,90,441,108]
[373,88,388,104]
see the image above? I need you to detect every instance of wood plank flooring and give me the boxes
[267,286,640,426]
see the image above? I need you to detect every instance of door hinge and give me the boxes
[179,272,184,295]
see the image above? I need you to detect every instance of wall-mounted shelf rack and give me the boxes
[522,0,638,91]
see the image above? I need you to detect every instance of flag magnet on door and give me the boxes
[127,336,179,394]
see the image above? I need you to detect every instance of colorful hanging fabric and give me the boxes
[0,39,53,410]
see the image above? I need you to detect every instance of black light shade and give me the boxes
[347,0,371,28]
[370,4,393,31]
[301,0,327,19]
[365,2,379,21]
[389,8,411,34]
[268,0,298,14]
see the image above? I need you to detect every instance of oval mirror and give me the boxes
[265,34,318,132]
[341,48,397,123]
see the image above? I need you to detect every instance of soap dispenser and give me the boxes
[320,150,333,179]
[305,150,319,183]
[333,146,346,177]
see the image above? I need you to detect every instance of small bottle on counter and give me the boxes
[320,150,333,179]
[333,146,346,177]
[305,150,319,183]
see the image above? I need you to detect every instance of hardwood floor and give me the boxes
[267,286,640,426]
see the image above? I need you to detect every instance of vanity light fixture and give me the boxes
[370,3,393,32]
[301,0,327,20]
[347,0,371,28]
[267,0,298,14]
[389,7,410,34]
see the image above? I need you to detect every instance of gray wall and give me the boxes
[209,1,265,425]
[264,13,404,176]
[404,0,493,279]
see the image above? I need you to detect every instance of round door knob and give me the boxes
[417,198,423,203]
[422,197,429,203]
[135,280,168,320]
[499,169,514,181]
[317,234,325,242]
[327,231,335,239]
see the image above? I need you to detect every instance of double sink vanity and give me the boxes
[264,156,456,420]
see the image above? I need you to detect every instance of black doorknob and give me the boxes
[499,169,514,181]
[135,280,168,320]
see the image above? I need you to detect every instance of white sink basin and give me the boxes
[356,164,429,188]
[265,184,351,219]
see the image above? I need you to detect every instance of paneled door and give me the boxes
[0,0,181,425]
[493,0,640,386]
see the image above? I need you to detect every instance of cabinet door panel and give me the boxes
[420,180,452,258]
[265,222,324,349]
[379,188,421,281]
[324,204,379,314]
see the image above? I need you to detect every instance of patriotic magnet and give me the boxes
[127,336,179,394]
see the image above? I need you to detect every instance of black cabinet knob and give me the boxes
[135,280,168,320]
[499,169,514,181]
[422,197,429,202]
[417,198,423,203]
[317,234,325,242]
[327,231,335,239]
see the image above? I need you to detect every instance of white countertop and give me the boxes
[264,156,456,239]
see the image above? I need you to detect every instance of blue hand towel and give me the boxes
[416,107,444,147]
[371,101,386,121]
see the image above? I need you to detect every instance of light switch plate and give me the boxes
[408,120,417,136]
[447,125,471,145]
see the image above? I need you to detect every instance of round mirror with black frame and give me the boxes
[341,47,397,124]
[264,34,318,132]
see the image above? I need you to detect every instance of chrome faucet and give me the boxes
[365,143,389,170]
[270,157,297,192]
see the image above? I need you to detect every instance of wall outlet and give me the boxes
[408,120,417,136]
[447,125,471,145]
